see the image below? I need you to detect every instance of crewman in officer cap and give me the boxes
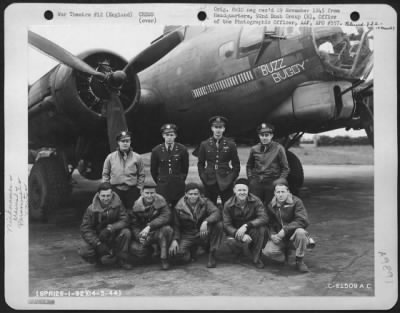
[102,130,145,210]
[197,116,240,206]
[246,122,289,205]
[150,123,189,208]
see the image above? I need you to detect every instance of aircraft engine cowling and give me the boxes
[51,50,140,133]
[267,81,355,134]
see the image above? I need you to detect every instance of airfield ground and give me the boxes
[29,146,374,299]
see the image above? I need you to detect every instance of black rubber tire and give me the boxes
[362,95,374,147]
[286,150,304,195]
[29,157,71,221]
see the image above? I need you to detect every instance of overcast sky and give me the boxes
[28,25,367,138]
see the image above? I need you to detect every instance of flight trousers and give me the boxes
[204,183,233,207]
[226,226,268,263]
[249,177,275,206]
[130,225,173,260]
[113,185,141,210]
[174,222,224,261]
[262,228,310,260]
[78,228,131,264]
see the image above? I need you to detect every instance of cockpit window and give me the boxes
[239,27,265,55]
[313,27,373,79]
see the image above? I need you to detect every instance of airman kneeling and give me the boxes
[263,182,312,273]
[128,183,173,270]
[223,178,268,269]
[169,183,223,268]
[78,182,132,269]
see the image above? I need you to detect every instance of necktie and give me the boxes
[167,144,172,153]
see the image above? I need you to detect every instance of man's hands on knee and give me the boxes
[200,221,208,239]
[241,234,252,243]
[139,226,151,244]
[99,226,113,242]
[271,230,285,244]
[235,224,248,241]
[96,242,111,256]
[169,240,179,256]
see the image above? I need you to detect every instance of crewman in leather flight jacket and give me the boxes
[78,182,132,269]
[263,182,311,273]
[223,178,268,269]
[169,183,223,268]
[128,183,173,270]
[246,122,289,205]
[151,123,189,207]
[102,130,145,210]
[198,116,240,205]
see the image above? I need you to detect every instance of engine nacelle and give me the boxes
[52,50,140,133]
[28,50,141,179]
[268,81,355,134]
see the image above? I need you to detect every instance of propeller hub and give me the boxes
[109,70,127,89]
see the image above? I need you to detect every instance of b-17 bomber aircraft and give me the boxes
[28,25,374,220]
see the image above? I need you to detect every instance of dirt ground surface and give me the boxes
[29,163,374,298]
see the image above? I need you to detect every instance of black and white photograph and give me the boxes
[4,3,397,310]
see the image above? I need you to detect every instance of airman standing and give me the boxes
[102,130,145,210]
[198,116,240,206]
[150,124,189,208]
[246,123,289,205]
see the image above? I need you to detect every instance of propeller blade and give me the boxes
[105,91,128,151]
[28,30,106,80]
[124,30,183,74]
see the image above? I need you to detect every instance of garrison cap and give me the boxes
[257,122,275,134]
[185,182,201,193]
[116,130,132,141]
[160,123,178,134]
[234,178,249,187]
[209,116,228,127]
[273,177,289,188]
[143,181,157,189]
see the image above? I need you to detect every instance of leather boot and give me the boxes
[253,258,265,269]
[207,250,217,268]
[295,257,309,273]
[161,258,170,270]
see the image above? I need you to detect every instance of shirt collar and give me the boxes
[271,194,294,207]
[118,147,132,156]
[165,143,175,150]
[212,136,224,143]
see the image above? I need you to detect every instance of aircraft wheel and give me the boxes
[286,150,304,195]
[29,157,70,221]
